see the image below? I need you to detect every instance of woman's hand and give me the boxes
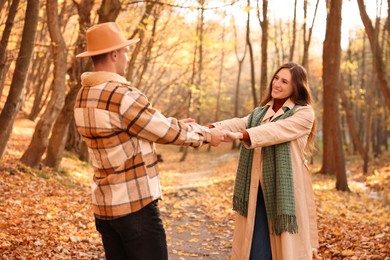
[223,131,243,142]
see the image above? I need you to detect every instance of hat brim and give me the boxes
[76,39,140,58]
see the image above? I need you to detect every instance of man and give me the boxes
[74,22,226,260]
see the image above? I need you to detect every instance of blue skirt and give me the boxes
[249,184,272,260]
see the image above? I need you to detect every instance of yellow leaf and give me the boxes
[341,250,354,256]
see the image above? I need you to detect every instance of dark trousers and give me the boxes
[95,200,168,260]
[250,185,272,260]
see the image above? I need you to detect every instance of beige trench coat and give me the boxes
[215,99,319,260]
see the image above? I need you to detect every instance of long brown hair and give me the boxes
[260,62,316,153]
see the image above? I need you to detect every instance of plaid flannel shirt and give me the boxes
[74,71,211,220]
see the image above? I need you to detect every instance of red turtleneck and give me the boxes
[273,98,289,112]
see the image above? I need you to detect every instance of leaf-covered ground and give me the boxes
[0,118,389,259]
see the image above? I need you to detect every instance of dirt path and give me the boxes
[158,148,238,260]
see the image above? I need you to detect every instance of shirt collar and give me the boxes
[80,71,130,87]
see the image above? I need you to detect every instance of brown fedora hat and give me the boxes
[76,22,139,58]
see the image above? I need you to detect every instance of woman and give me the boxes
[214,62,319,259]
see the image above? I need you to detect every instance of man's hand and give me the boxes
[209,127,227,146]
[180,118,196,124]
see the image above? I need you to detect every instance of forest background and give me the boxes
[0,0,389,259]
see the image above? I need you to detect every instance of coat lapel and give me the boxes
[264,98,295,122]
[262,102,275,123]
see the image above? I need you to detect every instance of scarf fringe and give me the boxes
[271,215,298,235]
[233,195,248,217]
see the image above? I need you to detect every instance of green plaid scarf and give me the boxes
[233,105,300,235]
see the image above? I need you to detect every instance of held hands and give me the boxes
[179,118,227,146]
[209,127,227,146]
[209,127,244,146]
[179,118,243,146]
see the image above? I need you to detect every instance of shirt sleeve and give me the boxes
[119,89,211,147]
[212,116,249,132]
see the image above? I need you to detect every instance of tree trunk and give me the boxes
[0,0,8,12]
[26,52,42,101]
[371,116,380,157]
[0,0,40,160]
[44,0,94,168]
[386,0,390,35]
[25,17,49,100]
[28,55,52,121]
[126,1,156,82]
[0,0,20,102]
[357,0,390,109]
[363,69,376,174]
[289,0,297,61]
[320,0,349,191]
[97,0,121,23]
[209,13,226,152]
[272,18,282,67]
[134,5,160,91]
[257,0,268,100]
[362,9,381,172]
[26,20,51,120]
[65,118,89,160]
[302,0,320,68]
[374,102,387,156]
[44,87,79,168]
[372,88,384,157]
[231,15,247,150]
[180,0,205,162]
[196,1,205,122]
[215,16,226,123]
[339,76,365,158]
[20,0,68,168]
[246,0,257,107]
[0,59,12,104]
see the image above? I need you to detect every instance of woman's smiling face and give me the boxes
[271,68,293,99]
